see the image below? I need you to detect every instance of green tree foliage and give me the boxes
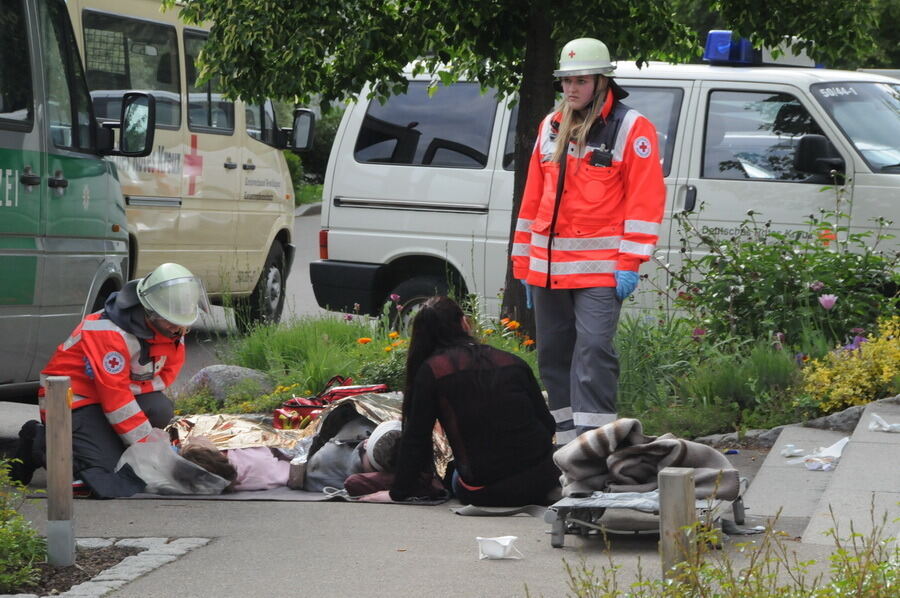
[166,0,881,322]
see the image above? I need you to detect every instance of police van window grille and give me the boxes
[0,0,33,127]
[84,29,125,75]
[354,81,497,168]
[82,11,180,128]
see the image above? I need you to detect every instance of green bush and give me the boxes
[0,459,46,593]
[667,202,898,347]
[283,150,305,202]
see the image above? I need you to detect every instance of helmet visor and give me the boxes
[138,276,210,328]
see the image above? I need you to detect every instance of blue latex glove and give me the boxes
[614,270,639,301]
[520,280,533,310]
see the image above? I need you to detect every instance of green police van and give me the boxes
[0,0,154,401]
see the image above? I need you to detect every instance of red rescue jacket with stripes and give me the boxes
[512,92,666,289]
[39,312,185,445]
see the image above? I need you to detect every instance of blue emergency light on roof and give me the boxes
[703,30,761,65]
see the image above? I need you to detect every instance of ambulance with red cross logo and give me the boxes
[66,0,315,325]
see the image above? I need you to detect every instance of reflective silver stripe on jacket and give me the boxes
[119,420,152,445]
[529,258,617,275]
[619,240,655,256]
[81,318,142,356]
[531,232,621,251]
[511,243,530,257]
[516,218,533,232]
[612,110,641,161]
[106,400,143,425]
[62,333,82,351]
[151,377,166,392]
[624,219,660,236]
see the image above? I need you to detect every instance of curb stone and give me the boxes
[0,537,211,598]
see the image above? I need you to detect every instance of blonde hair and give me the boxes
[551,76,609,163]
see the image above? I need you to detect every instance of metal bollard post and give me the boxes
[658,467,696,579]
[45,376,75,567]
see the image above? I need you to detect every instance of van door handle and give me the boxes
[224,161,238,169]
[683,185,697,212]
[242,163,256,171]
[20,167,41,186]
[48,172,69,189]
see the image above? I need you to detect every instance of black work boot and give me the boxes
[8,420,41,485]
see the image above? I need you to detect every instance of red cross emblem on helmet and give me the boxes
[568,50,576,58]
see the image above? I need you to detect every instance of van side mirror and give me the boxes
[794,134,844,176]
[289,108,316,152]
[97,92,156,157]
[120,93,156,156]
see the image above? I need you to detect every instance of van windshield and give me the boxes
[811,82,900,173]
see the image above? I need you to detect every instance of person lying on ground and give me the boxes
[360,296,560,507]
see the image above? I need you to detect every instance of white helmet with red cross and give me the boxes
[554,38,616,77]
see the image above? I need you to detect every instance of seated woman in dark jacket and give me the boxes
[363,296,560,506]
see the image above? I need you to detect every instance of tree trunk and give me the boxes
[500,6,555,336]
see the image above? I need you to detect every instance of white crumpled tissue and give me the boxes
[868,413,900,433]
[476,536,523,560]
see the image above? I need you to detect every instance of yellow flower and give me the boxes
[358,337,372,344]
[484,328,495,335]
[384,346,393,352]
[388,331,400,339]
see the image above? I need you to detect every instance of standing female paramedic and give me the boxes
[511,38,666,445]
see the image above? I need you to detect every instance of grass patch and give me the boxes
[295,183,322,205]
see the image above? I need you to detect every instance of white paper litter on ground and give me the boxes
[476,536,523,560]
[787,436,850,471]
[868,413,900,433]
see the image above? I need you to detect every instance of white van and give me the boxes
[1,0,153,399]
[311,36,900,318]
[66,0,314,324]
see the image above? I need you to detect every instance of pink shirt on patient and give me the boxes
[226,447,290,491]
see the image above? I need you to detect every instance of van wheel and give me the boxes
[240,243,286,330]
[389,276,448,330]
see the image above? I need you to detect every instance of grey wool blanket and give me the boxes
[553,419,740,500]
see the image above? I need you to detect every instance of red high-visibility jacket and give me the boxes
[39,312,185,445]
[512,92,666,289]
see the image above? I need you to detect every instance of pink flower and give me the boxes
[390,293,401,303]
[809,281,825,292]
[343,314,353,321]
[691,327,707,341]
[818,294,837,310]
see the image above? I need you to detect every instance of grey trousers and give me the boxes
[532,286,622,445]
[35,391,174,474]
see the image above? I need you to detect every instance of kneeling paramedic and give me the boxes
[11,263,209,497]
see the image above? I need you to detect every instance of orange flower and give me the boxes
[505,320,521,330]
[391,340,404,347]
[388,331,400,339]
[357,337,372,344]
[500,317,510,325]
[523,339,535,346]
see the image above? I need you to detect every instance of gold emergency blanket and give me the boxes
[169,392,452,476]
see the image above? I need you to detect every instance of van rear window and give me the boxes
[354,82,497,168]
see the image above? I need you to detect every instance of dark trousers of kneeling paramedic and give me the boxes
[31,391,174,497]
[532,286,622,445]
